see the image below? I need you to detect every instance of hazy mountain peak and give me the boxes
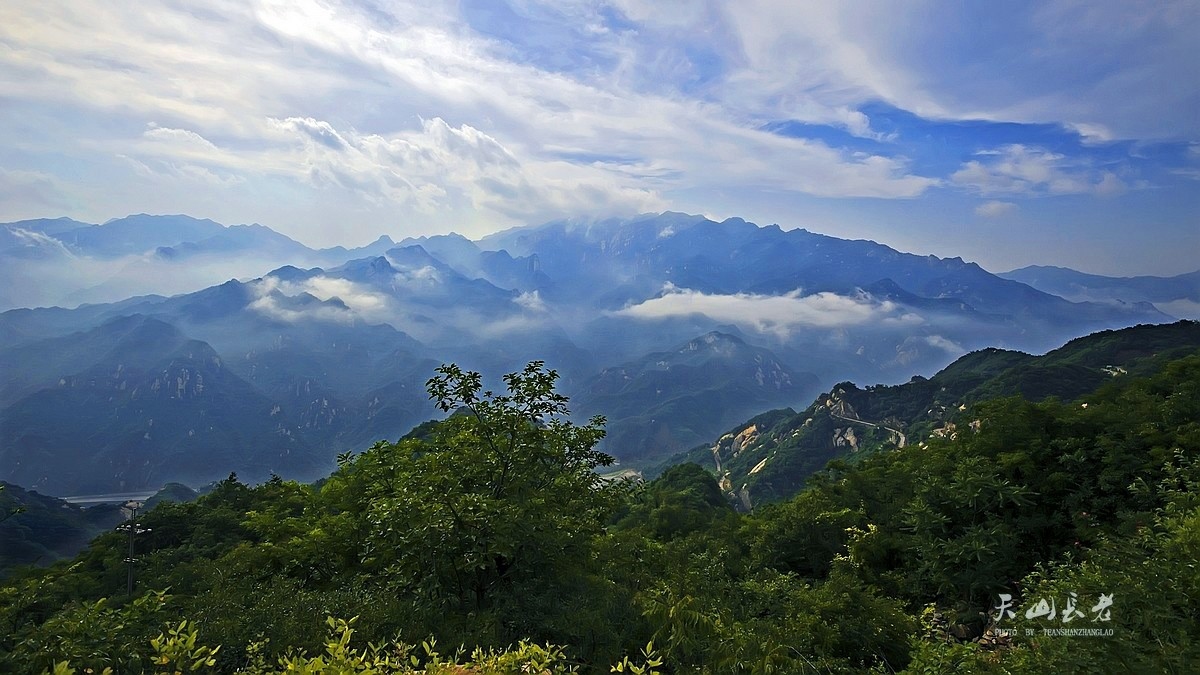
[382,246,447,271]
[686,331,746,351]
[96,313,183,341]
[336,255,399,279]
[1006,264,1073,274]
[102,213,222,229]
[266,265,323,282]
[999,264,1200,316]
[2,217,93,236]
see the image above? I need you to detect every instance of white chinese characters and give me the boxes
[992,592,1114,626]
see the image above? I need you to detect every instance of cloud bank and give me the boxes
[614,285,923,338]
[249,275,393,324]
[952,145,1126,197]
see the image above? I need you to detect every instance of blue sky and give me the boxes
[0,0,1197,275]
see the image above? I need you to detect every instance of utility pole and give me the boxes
[117,502,150,597]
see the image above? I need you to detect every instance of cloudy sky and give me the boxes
[1,0,1197,275]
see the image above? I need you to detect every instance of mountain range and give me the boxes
[1,211,1191,494]
[1001,265,1200,320]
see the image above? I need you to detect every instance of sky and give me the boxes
[1,0,1198,276]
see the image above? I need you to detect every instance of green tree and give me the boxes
[616,463,735,541]
[358,362,623,616]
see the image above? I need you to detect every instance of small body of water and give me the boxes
[61,491,158,505]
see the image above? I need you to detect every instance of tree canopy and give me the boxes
[2,355,1199,672]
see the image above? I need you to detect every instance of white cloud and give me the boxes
[271,117,349,150]
[613,284,922,338]
[514,290,547,312]
[0,167,71,213]
[247,293,352,324]
[974,200,1016,218]
[1093,172,1127,197]
[249,2,937,201]
[143,125,221,154]
[2,226,75,255]
[1169,143,1200,181]
[702,1,1200,141]
[264,114,666,219]
[0,0,942,245]
[951,145,1127,197]
[249,275,392,323]
[1066,122,1115,146]
[295,276,390,315]
[923,334,966,356]
[118,154,244,188]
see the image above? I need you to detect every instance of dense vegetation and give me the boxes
[673,320,1200,507]
[2,349,1198,672]
[0,483,126,578]
[0,482,200,579]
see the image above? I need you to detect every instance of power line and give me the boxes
[115,501,151,597]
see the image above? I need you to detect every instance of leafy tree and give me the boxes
[8,590,171,673]
[745,489,863,579]
[357,362,624,621]
[615,463,735,541]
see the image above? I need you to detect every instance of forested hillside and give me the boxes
[675,320,1200,507]
[0,484,126,577]
[2,348,1198,672]
[0,482,200,579]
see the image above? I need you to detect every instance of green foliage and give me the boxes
[11,589,171,673]
[0,484,23,523]
[359,362,621,616]
[703,321,1200,510]
[5,350,1200,673]
[150,620,220,673]
[0,482,125,577]
[744,490,863,579]
[615,463,735,540]
[143,482,201,511]
[609,642,662,674]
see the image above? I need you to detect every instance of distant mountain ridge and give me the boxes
[1001,265,1200,319]
[0,214,408,310]
[0,211,1182,494]
[482,213,1163,319]
[0,315,325,495]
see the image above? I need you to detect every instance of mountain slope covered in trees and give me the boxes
[671,320,1200,507]
[2,334,1198,672]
